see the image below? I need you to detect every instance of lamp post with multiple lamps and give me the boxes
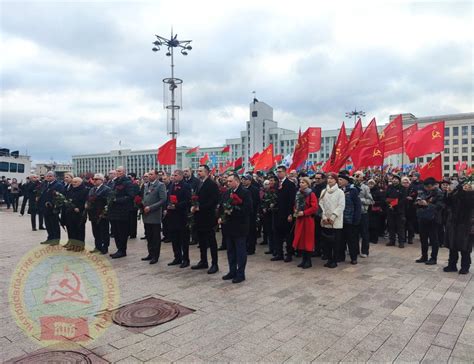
[345,108,366,126]
[152,30,192,140]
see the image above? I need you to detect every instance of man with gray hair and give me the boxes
[38,171,65,244]
[86,173,111,254]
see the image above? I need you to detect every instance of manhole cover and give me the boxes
[9,350,91,364]
[112,300,179,327]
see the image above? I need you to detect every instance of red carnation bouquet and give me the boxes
[134,195,143,209]
[169,195,178,204]
[220,192,243,224]
[187,194,200,229]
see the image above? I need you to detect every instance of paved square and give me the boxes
[1,209,472,363]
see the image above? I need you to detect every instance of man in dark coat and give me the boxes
[312,172,327,257]
[242,174,259,255]
[108,166,135,258]
[220,173,252,284]
[272,165,297,262]
[86,173,111,254]
[63,177,89,249]
[127,172,140,239]
[38,171,65,244]
[20,175,45,230]
[444,182,473,274]
[184,168,200,246]
[415,177,445,265]
[166,170,192,268]
[385,174,407,248]
[191,165,220,273]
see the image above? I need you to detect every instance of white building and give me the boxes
[0,152,31,182]
[34,163,73,179]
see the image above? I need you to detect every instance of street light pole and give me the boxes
[152,29,192,140]
[345,108,366,126]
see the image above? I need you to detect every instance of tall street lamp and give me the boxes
[152,29,193,139]
[345,108,366,126]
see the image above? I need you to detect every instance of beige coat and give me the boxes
[319,184,345,229]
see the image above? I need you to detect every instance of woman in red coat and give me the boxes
[292,177,318,268]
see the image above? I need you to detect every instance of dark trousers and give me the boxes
[111,220,129,253]
[314,216,323,255]
[406,216,416,243]
[92,219,110,252]
[162,214,169,240]
[66,221,86,243]
[419,220,438,260]
[448,249,471,269]
[220,231,227,249]
[12,195,19,212]
[274,223,294,258]
[170,228,189,262]
[198,229,218,265]
[437,223,446,247]
[129,210,137,238]
[144,223,162,259]
[368,212,381,244]
[359,213,370,255]
[246,216,257,254]
[387,212,406,245]
[262,214,274,253]
[322,228,341,264]
[226,235,247,279]
[44,213,61,241]
[340,223,358,261]
[31,212,44,230]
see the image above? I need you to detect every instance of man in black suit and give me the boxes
[220,174,252,284]
[108,166,136,258]
[127,172,140,239]
[191,165,220,274]
[272,165,297,262]
[166,170,192,268]
[20,174,45,230]
[242,174,259,255]
[184,168,200,246]
[86,173,111,254]
[39,171,65,244]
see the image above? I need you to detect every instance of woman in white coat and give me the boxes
[319,172,346,268]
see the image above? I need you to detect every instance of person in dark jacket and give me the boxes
[39,171,65,244]
[443,182,473,274]
[338,174,361,264]
[20,175,45,230]
[108,166,135,258]
[127,173,140,239]
[191,165,220,273]
[415,177,445,265]
[184,168,201,246]
[368,179,385,244]
[86,173,111,254]
[63,177,89,250]
[166,170,192,268]
[438,178,450,248]
[242,174,259,255]
[385,174,407,248]
[272,165,297,262]
[312,172,327,257]
[219,173,252,284]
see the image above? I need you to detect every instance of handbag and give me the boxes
[321,228,336,242]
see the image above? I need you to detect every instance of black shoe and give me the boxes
[39,226,46,230]
[350,260,357,265]
[207,265,219,274]
[297,260,305,268]
[140,236,147,240]
[259,241,267,245]
[168,259,182,266]
[321,255,328,261]
[328,262,337,268]
[271,256,283,261]
[443,265,457,272]
[222,273,235,280]
[40,240,51,245]
[149,258,158,265]
[302,260,312,269]
[459,267,469,275]
[101,248,108,255]
[110,251,126,259]
[191,261,209,270]
[264,251,273,255]
[399,244,405,249]
[232,277,245,284]
[141,255,152,261]
[408,241,413,244]
[32,228,37,231]
[218,246,226,251]
[189,241,198,246]
[386,242,395,246]
[129,236,136,239]
[416,257,428,263]
[425,259,437,265]
[284,255,292,263]
[247,251,255,255]
[179,260,190,268]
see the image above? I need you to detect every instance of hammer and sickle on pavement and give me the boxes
[46,271,90,304]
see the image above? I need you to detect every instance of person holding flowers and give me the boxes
[86,173,111,254]
[38,171,65,245]
[291,177,318,269]
[62,177,88,250]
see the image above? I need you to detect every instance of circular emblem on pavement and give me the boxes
[9,242,120,347]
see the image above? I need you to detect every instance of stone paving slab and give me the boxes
[0,208,473,363]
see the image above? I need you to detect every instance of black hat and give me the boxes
[392,174,401,181]
[241,174,252,181]
[338,174,351,183]
[440,178,450,185]
[423,177,437,186]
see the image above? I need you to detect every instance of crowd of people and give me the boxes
[3,164,473,283]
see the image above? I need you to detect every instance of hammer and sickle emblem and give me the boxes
[432,130,441,139]
[44,270,90,304]
[379,131,385,139]
[373,148,382,157]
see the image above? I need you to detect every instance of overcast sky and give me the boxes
[1,0,472,163]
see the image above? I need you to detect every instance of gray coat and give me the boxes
[358,183,374,214]
[142,179,167,224]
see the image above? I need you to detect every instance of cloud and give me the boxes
[0,0,472,163]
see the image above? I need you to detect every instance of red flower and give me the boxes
[169,195,178,204]
[134,195,142,205]
[230,193,243,205]
[191,195,199,202]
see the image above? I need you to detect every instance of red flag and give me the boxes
[380,115,403,157]
[185,146,199,156]
[273,154,283,165]
[289,131,309,171]
[390,123,419,155]
[455,161,468,173]
[249,152,260,166]
[351,143,385,170]
[333,119,362,171]
[234,157,243,172]
[254,144,274,171]
[350,118,380,168]
[157,139,176,165]
[419,154,442,181]
[305,127,322,152]
[405,121,444,160]
[355,118,379,149]
[219,160,233,174]
[199,153,209,165]
[221,145,230,155]
[210,166,216,175]
[324,123,348,172]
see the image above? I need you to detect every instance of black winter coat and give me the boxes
[194,178,219,231]
[275,178,296,233]
[445,187,473,252]
[38,180,65,215]
[166,181,191,231]
[221,184,252,238]
[107,176,135,221]
[63,184,89,226]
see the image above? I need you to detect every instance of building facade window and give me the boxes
[462,126,468,135]
[453,127,458,136]
[445,127,450,136]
